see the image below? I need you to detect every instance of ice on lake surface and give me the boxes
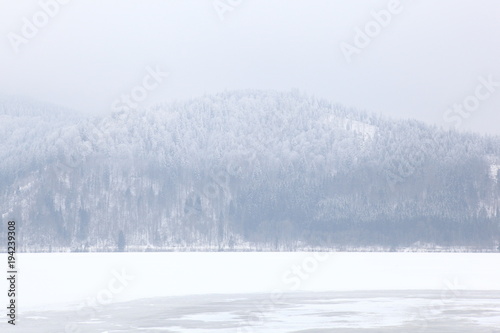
[2,252,500,331]
[10,291,500,332]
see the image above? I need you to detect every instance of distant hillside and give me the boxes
[1,91,500,252]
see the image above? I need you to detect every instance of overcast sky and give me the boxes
[1,0,499,134]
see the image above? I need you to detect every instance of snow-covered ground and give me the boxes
[0,252,499,331]
[5,291,500,332]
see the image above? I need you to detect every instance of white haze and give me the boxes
[0,0,499,134]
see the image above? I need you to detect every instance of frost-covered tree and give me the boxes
[0,91,499,252]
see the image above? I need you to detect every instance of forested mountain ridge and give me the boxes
[1,91,499,252]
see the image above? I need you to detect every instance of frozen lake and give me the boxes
[7,291,500,332]
[0,252,499,331]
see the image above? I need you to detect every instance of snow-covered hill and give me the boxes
[1,91,500,252]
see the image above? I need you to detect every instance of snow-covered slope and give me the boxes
[1,91,500,252]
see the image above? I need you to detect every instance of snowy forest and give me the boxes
[1,90,500,252]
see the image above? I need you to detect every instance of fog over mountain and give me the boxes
[2,0,500,135]
[1,91,500,252]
